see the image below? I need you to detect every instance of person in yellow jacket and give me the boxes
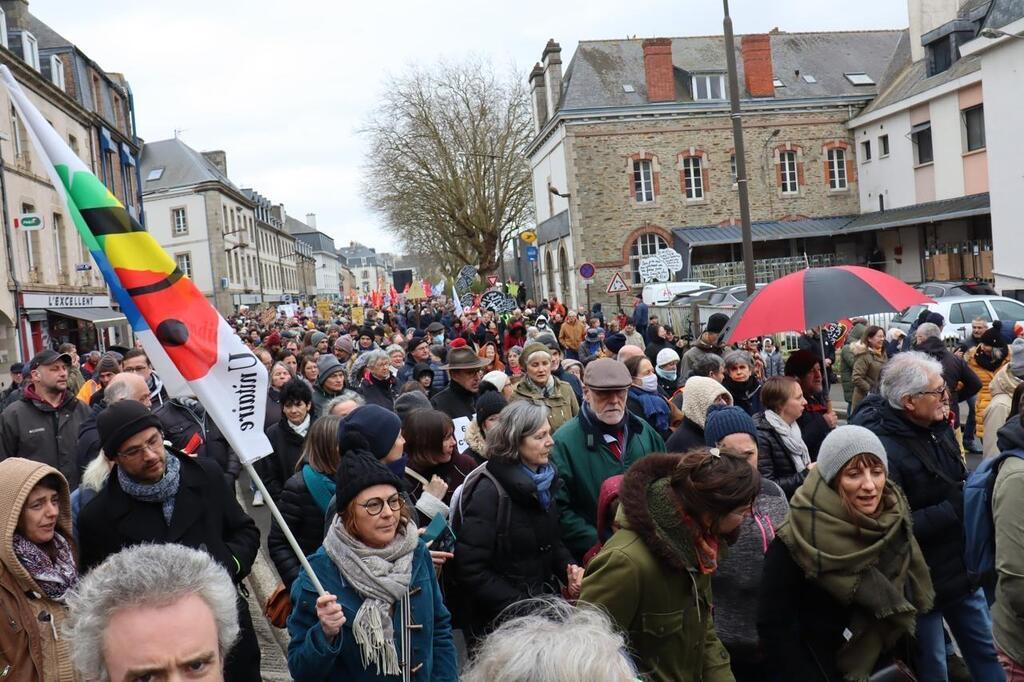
[75,353,120,406]
[964,322,1009,442]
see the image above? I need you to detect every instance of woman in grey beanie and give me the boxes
[758,424,935,681]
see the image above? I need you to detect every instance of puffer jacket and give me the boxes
[966,346,1008,440]
[509,376,579,434]
[258,418,308,502]
[754,413,808,499]
[0,459,77,681]
[850,394,973,608]
[983,364,1021,458]
[850,342,886,412]
[839,323,866,404]
[0,384,90,491]
[268,470,327,590]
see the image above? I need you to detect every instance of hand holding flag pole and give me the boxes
[0,66,327,597]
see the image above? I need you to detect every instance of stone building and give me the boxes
[338,241,392,295]
[0,0,141,364]
[241,188,299,306]
[526,31,902,307]
[286,217,342,300]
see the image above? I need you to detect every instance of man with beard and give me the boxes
[550,359,665,561]
[913,323,981,450]
[681,313,728,383]
[965,321,1009,453]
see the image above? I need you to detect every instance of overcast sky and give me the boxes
[36,0,908,254]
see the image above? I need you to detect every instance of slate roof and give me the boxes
[559,30,905,111]
[140,138,239,194]
[293,231,338,255]
[983,0,1024,28]
[843,193,990,233]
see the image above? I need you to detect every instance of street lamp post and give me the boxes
[723,0,756,295]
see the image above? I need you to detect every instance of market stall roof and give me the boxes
[841,192,990,234]
[46,307,127,325]
[673,216,852,247]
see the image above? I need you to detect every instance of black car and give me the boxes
[914,280,997,298]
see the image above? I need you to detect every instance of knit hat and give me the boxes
[604,332,627,355]
[481,370,509,393]
[412,362,435,380]
[97,400,163,459]
[520,341,551,368]
[334,335,354,353]
[925,311,946,328]
[535,333,559,351]
[394,391,432,421]
[681,376,732,429]
[656,348,679,368]
[816,425,888,484]
[339,405,402,460]
[316,354,346,388]
[407,334,430,355]
[1011,338,1024,378]
[310,331,328,346]
[704,405,757,447]
[475,390,507,427]
[334,450,405,513]
[95,353,121,376]
[264,331,281,347]
[785,349,821,378]
[980,321,1008,349]
[706,313,729,335]
[358,326,375,341]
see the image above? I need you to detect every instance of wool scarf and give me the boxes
[647,477,719,574]
[12,531,78,601]
[777,468,934,681]
[323,516,418,676]
[520,463,556,509]
[302,465,336,516]
[628,386,670,434]
[118,452,181,525]
[523,375,557,399]
[289,414,311,438]
[764,409,811,472]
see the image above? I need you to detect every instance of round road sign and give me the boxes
[579,262,596,279]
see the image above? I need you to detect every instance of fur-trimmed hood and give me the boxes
[465,418,487,456]
[616,453,696,573]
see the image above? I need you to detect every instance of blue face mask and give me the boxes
[655,366,677,382]
[386,454,408,477]
[433,334,444,345]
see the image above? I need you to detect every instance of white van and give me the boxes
[642,282,715,306]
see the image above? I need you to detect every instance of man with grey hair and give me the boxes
[76,372,152,473]
[912,321,981,447]
[66,543,239,681]
[851,351,1002,680]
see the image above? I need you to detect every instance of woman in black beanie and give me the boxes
[464,387,508,465]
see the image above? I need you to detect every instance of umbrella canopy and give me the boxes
[720,266,933,345]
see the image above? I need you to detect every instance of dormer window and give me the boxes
[691,74,726,101]
[927,38,954,76]
[20,31,39,71]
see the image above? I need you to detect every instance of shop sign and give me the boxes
[22,293,110,308]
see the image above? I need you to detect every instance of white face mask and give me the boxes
[640,374,659,393]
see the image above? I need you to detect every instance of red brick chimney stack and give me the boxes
[741,34,775,98]
[642,38,675,103]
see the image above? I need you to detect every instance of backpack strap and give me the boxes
[478,468,512,556]
[903,434,963,488]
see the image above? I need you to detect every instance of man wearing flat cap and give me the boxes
[0,349,90,488]
[549,358,665,561]
[78,399,261,681]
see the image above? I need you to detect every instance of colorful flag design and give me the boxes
[0,66,272,464]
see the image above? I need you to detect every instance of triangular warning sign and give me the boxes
[606,272,631,294]
[486,275,498,287]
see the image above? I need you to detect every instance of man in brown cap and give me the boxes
[549,358,666,560]
[430,347,490,454]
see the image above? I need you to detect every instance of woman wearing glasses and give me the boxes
[287,448,458,681]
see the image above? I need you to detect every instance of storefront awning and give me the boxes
[46,307,127,325]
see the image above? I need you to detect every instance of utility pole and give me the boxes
[723,0,756,295]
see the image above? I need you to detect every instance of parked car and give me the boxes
[671,283,768,308]
[914,280,998,298]
[642,281,715,306]
[890,295,1024,341]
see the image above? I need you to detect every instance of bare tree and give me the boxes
[362,59,534,276]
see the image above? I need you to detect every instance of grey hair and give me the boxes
[692,353,725,377]
[385,344,405,357]
[723,350,752,370]
[270,360,294,377]
[485,401,550,464]
[65,544,240,682]
[361,349,390,370]
[103,374,146,404]
[461,597,637,682]
[879,351,944,410]
[80,452,113,493]
[326,393,364,413]
[916,322,941,340]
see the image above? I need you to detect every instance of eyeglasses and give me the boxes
[357,493,403,516]
[916,386,950,399]
[118,432,164,459]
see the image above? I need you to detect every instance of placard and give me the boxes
[455,265,477,292]
[638,256,670,283]
[452,415,473,454]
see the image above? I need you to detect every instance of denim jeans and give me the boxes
[915,588,1005,681]
[965,393,978,442]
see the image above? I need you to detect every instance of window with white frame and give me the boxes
[53,212,67,275]
[827,149,848,190]
[691,73,725,100]
[730,155,738,186]
[175,253,192,279]
[0,9,7,49]
[172,207,188,235]
[10,106,22,158]
[629,233,668,286]
[779,151,799,194]
[20,32,39,71]
[633,159,654,203]
[49,55,64,90]
[682,156,704,200]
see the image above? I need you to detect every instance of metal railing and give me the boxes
[689,254,841,288]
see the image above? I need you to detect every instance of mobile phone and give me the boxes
[422,513,446,543]
[422,514,456,553]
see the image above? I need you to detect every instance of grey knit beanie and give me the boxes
[816,425,888,484]
[1010,338,1024,378]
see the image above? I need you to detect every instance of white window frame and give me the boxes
[633,159,654,203]
[730,155,738,187]
[682,156,704,200]
[827,149,848,190]
[175,253,193,279]
[779,151,799,195]
[629,233,668,286]
[53,212,66,275]
[0,9,9,49]
[20,32,39,71]
[49,54,64,90]
[691,73,726,101]
[172,207,188,235]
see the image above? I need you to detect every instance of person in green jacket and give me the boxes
[550,358,665,560]
[579,448,759,682]
[839,320,866,406]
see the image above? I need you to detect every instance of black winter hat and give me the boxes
[604,332,627,355]
[980,320,1007,348]
[339,405,402,460]
[784,349,821,378]
[475,389,507,428]
[407,335,430,355]
[358,326,375,340]
[97,400,163,459]
[706,313,730,335]
[334,449,405,514]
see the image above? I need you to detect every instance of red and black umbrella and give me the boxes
[720,266,933,345]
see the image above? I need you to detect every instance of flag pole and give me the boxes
[244,461,327,597]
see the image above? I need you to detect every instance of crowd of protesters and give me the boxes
[0,291,1020,681]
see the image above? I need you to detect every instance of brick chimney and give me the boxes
[642,38,675,103]
[201,150,227,177]
[542,40,563,118]
[529,62,547,134]
[741,34,775,98]
[0,1,30,29]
